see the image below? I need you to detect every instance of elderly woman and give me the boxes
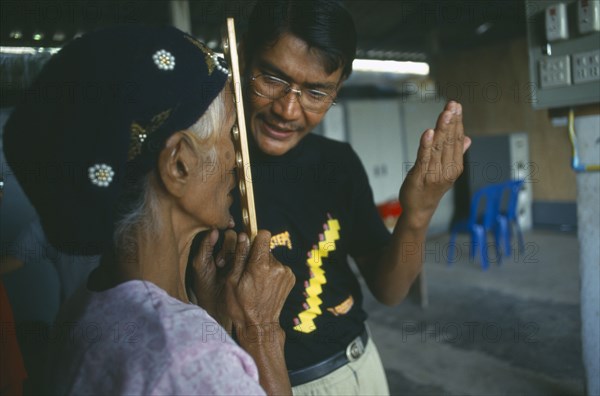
[3,26,294,395]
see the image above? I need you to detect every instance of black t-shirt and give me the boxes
[231,134,391,370]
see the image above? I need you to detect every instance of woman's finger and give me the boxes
[229,233,250,283]
[215,229,237,269]
[193,229,219,272]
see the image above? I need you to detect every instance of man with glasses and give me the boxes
[233,0,471,394]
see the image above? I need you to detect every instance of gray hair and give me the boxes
[113,89,228,257]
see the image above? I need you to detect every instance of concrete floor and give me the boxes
[362,230,584,396]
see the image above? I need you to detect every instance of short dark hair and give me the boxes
[244,0,357,80]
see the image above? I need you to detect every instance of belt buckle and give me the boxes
[345,335,365,362]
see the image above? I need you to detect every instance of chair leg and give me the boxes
[495,216,508,263]
[469,230,477,261]
[474,226,489,270]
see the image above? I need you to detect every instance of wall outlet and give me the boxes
[546,3,569,41]
[539,55,572,88]
[572,49,600,83]
[578,0,600,33]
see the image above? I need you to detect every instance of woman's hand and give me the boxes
[191,228,238,332]
[223,230,295,395]
[192,229,295,338]
[224,230,295,339]
[193,229,295,395]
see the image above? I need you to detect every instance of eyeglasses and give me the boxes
[250,74,337,113]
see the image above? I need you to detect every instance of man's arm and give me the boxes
[357,101,471,306]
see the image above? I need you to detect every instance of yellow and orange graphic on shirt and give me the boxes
[270,231,292,250]
[269,214,351,334]
[299,215,341,333]
[327,295,354,316]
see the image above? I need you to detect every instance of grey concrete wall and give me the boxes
[574,114,600,396]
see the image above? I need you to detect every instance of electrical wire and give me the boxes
[568,108,600,172]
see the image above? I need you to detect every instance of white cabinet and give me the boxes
[345,99,406,204]
[466,132,533,231]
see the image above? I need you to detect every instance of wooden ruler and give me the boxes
[223,18,258,241]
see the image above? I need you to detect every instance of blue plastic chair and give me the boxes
[496,180,525,257]
[448,184,503,270]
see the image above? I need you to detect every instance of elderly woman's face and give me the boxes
[191,95,237,229]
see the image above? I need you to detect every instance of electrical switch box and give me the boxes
[526,0,600,109]
[572,49,600,83]
[578,0,600,33]
[539,55,572,87]
[546,3,570,41]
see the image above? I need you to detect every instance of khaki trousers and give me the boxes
[291,336,389,396]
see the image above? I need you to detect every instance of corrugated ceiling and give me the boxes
[1,0,527,59]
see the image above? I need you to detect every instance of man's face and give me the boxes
[246,33,344,156]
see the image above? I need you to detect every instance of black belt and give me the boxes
[288,328,369,387]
